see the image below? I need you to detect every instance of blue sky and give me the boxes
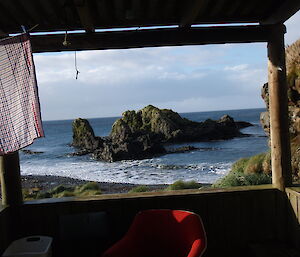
[34,12,300,121]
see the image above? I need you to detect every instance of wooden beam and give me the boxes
[0,30,8,38]
[31,25,272,53]
[262,1,300,25]
[0,152,23,206]
[267,24,292,191]
[147,0,160,20]
[209,0,227,18]
[180,0,209,28]
[97,0,113,24]
[74,0,95,33]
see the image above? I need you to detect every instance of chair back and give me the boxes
[126,209,206,257]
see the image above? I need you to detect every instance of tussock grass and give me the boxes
[286,39,300,75]
[213,172,271,188]
[213,152,272,188]
[128,185,149,193]
[165,180,201,191]
[23,182,102,200]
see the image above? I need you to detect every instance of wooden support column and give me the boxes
[0,152,23,206]
[268,24,292,191]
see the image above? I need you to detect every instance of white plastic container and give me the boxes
[2,236,52,257]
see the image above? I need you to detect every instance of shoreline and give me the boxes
[21,175,169,195]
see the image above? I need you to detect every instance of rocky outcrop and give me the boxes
[21,149,44,155]
[260,39,300,182]
[72,105,252,162]
[72,118,103,151]
[92,132,166,162]
[110,105,250,143]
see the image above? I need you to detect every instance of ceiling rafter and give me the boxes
[180,0,210,28]
[209,0,228,18]
[131,0,142,20]
[43,0,65,27]
[97,0,113,25]
[147,0,160,21]
[74,0,95,33]
[30,25,273,53]
[3,0,33,30]
[261,0,300,25]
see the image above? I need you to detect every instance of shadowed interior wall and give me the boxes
[1,187,295,257]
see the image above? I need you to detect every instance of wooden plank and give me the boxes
[17,188,282,257]
[286,189,300,251]
[31,25,272,53]
[0,2,21,33]
[209,0,228,18]
[19,0,46,26]
[290,194,298,219]
[267,24,292,191]
[180,0,210,28]
[164,0,175,20]
[96,0,113,24]
[5,0,35,26]
[262,1,300,25]
[113,0,125,22]
[0,208,11,255]
[74,0,95,33]
[224,0,242,17]
[147,0,160,21]
[0,152,23,206]
[298,196,300,223]
[37,0,63,25]
[131,0,143,20]
[276,190,288,242]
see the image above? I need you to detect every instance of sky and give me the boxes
[33,12,300,121]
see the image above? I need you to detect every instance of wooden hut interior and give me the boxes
[0,1,299,257]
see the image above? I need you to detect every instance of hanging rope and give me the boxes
[75,51,80,80]
[63,30,70,46]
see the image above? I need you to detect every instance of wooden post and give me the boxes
[268,24,292,191]
[0,152,23,206]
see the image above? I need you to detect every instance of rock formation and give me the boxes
[72,118,103,151]
[72,105,252,162]
[110,105,250,142]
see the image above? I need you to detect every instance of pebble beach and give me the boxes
[21,175,167,196]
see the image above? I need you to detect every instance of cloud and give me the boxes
[224,64,248,71]
[33,8,300,120]
[33,43,268,120]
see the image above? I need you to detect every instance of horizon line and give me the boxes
[42,106,266,122]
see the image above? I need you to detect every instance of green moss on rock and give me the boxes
[72,118,101,151]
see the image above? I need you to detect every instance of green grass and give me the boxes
[231,152,271,175]
[231,157,249,173]
[244,153,266,174]
[128,185,149,193]
[23,182,102,200]
[213,151,272,188]
[165,180,201,191]
[213,170,272,188]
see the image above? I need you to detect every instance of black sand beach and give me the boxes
[21,175,168,195]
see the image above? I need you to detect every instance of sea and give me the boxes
[20,108,268,185]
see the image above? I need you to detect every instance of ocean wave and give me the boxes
[20,156,232,185]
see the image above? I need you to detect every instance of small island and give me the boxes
[71,105,252,162]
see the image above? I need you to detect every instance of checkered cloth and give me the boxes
[0,33,44,155]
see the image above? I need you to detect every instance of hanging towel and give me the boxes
[0,33,44,155]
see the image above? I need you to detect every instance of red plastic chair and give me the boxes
[102,209,207,257]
